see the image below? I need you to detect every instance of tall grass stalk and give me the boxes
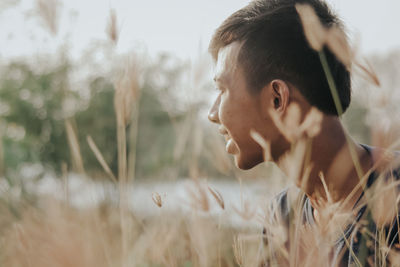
[65,119,85,174]
[317,46,373,267]
[114,58,141,267]
[61,162,69,203]
[0,128,4,177]
[127,102,140,183]
[115,79,129,267]
[318,50,364,180]
[87,135,117,183]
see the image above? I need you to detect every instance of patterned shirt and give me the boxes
[262,145,400,266]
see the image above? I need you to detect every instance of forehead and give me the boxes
[214,42,242,85]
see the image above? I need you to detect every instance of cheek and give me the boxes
[218,94,234,126]
[222,99,253,136]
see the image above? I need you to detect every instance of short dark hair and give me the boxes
[209,0,351,115]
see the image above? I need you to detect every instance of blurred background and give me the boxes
[1,1,400,266]
[0,0,400,226]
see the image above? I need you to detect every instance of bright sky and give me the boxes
[1,0,400,62]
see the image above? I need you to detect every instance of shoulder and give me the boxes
[262,188,290,246]
[365,144,400,175]
[262,187,306,247]
[365,145,400,247]
[360,144,400,186]
[271,188,290,221]
[267,186,305,226]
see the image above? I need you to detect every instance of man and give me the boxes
[207,0,400,265]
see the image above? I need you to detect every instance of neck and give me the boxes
[276,115,372,212]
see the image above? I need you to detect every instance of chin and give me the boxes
[234,154,264,170]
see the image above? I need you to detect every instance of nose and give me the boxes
[208,94,221,124]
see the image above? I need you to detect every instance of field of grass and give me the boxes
[1,1,400,266]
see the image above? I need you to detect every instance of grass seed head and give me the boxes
[269,103,323,143]
[370,177,400,228]
[232,235,244,266]
[152,192,163,208]
[106,9,119,44]
[186,180,209,212]
[354,59,381,87]
[232,200,256,221]
[114,60,140,127]
[250,129,271,161]
[299,107,323,139]
[36,0,60,36]
[295,3,327,51]
[268,103,302,143]
[326,26,353,69]
[207,185,225,210]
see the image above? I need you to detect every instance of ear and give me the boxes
[270,79,290,113]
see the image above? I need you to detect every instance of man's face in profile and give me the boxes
[208,42,274,170]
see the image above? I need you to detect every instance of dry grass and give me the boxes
[1,3,400,267]
[36,0,59,36]
[86,135,117,183]
[65,119,85,174]
[106,9,119,45]
[0,197,242,267]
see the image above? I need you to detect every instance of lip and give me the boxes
[218,126,231,141]
[225,138,239,155]
[218,126,238,154]
[218,126,228,135]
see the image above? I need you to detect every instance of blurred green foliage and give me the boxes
[0,62,72,171]
[0,55,220,180]
[74,74,180,179]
